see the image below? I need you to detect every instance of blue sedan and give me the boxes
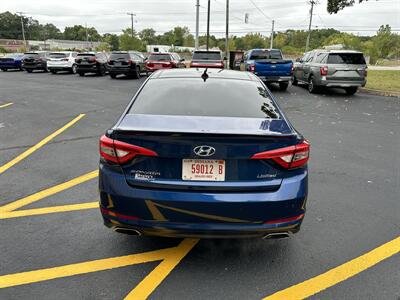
[0,53,24,71]
[99,68,309,239]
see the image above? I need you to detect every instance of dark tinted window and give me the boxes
[129,78,281,119]
[24,53,39,58]
[327,53,366,64]
[148,54,171,61]
[249,50,282,60]
[193,51,222,60]
[77,53,95,57]
[110,52,129,60]
[49,53,68,58]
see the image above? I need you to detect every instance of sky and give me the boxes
[2,0,399,37]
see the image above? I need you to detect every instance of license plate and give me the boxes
[115,62,122,66]
[182,159,225,181]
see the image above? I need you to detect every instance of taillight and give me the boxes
[99,135,158,165]
[127,59,133,65]
[264,213,304,224]
[249,64,255,73]
[75,58,81,63]
[290,63,294,75]
[320,66,328,76]
[364,69,368,77]
[251,141,310,169]
[162,62,171,67]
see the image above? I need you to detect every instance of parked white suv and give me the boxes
[47,52,78,74]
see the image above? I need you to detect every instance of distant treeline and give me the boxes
[0,11,399,63]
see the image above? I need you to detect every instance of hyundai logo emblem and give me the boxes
[193,145,216,157]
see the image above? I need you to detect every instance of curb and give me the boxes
[360,88,400,98]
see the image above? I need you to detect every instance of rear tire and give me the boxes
[1,68,7,72]
[26,69,33,73]
[98,65,106,76]
[292,76,298,86]
[110,73,117,79]
[345,87,358,95]
[78,72,84,77]
[308,76,319,94]
[71,64,77,74]
[279,82,289,91]
[133,66,140,79]
[50,70,57,74]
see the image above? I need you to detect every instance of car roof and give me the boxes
[194,50,221,53]
[151,68,259,81]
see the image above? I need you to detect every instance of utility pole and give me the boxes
[270,19,275,49]
[85,23,89,49]
[17,12,26,49]
[305,0,316,52]
[206,0,210,50]
[225,0,229,68]
[195,0,200,50]
[127,13,135,38]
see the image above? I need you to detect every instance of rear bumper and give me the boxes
[76,65,99,73]
[99,163,308,238]
[257,75,292,82]
[47,63,72,70]
[108,67,135,74]
[0,63,21,69]
[22,63,46,70]
[318,78,366,88]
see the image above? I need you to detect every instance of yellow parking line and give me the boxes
[0,201,98,219]
[263,236,400,300]
[0,114,85,175]
[0,170,98,212]
[125,238,199,299]
[0,102,13,109]
[0,238,198,293]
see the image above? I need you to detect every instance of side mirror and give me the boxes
[180,58,185,62]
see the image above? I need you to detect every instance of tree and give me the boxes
[327,0,367,14]
[42,23,62,39]
[119,28,145,51]
[139,28,157,45]
[64,25,101,41]
[102,33,119,50]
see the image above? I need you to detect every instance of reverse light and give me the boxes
[100,207,139,221]
[251,141,310,169]
[99,135,158,165]
[320,66,328,76]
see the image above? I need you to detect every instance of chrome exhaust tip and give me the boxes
[113,227,142,236]
[262,232,290,239]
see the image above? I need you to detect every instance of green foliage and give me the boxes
[102,33,119,51]
[119,29,145,51]
[139,28,157,45]
[327,0,367,14]
[64,25,101,41]
[95,42,111,52]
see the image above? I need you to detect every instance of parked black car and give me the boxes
[75,52,108,76]
[107,51,145,79]
[22,52,49,73]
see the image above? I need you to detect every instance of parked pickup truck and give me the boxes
[240,49,293,91]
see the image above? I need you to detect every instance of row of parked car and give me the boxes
[0,48,367,95]
[0,50,223,78]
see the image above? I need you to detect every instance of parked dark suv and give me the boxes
[75,52,108,76]
[22,52,49,73]
[107,51,145,79]
[292,50,367,95]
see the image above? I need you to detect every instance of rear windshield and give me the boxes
[327,53,366,64]
[110,52,129,60]
[49,53,68,58]
[249,50,282,60]
[24,53,39,57]
[5,53,21,58]
[129,78,281,119]
[77,53,95,57]
[148,54,171,61]
[193,52,221,60]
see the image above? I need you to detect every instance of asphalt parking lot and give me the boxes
[0,70,399,300]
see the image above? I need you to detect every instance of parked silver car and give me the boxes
[292,50,367,95]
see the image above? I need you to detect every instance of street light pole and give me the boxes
[206,0,210,50]
[127,13,136,38]
[195,0,200,50]
[270,19,275,49]
[225,0,229,68]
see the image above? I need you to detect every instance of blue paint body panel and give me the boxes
[99,69,308,238]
